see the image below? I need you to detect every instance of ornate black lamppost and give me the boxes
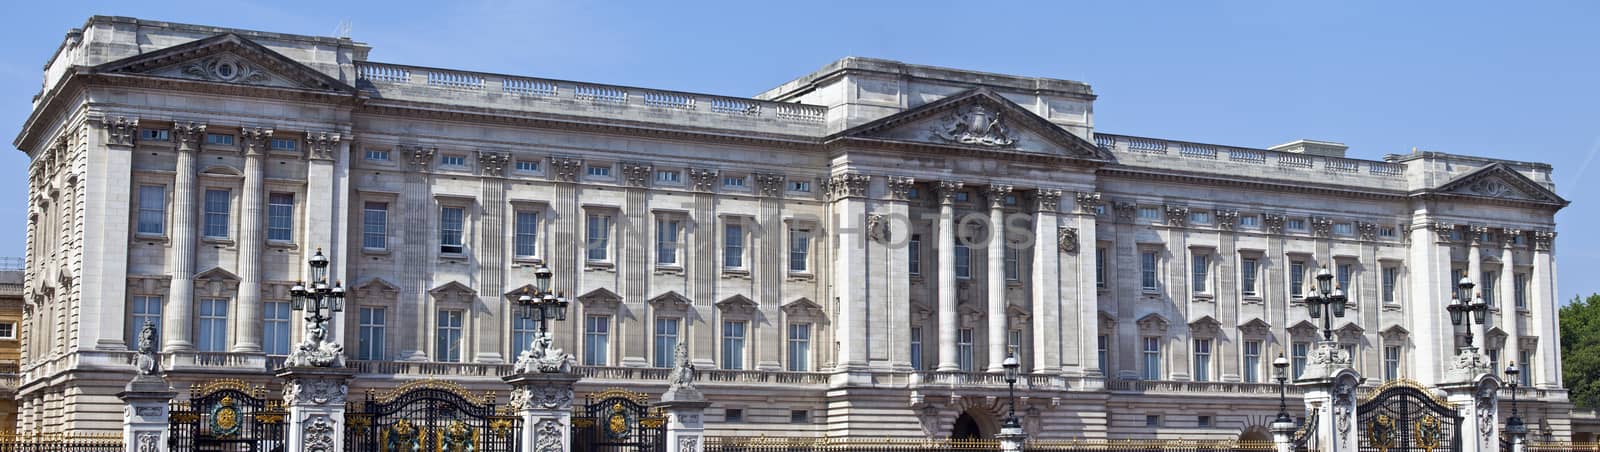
[1274,352,1293,423]
[285,248,345,367]
[1447,277,1490,349]
[512,265,572,373]
[1002,348,1022,431]
[1505,362,1526,434]
[1304,267,1348,340]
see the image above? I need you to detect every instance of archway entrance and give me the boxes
[952,413,983,439]
[1239,427,1272,442]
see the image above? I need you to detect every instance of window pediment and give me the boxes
[781,297,826,322]
[1136,313,1169,335]
[647,291,691,314]
[1239,318,1272,338]
[1334,322,1365,343]
[194,267,240,297]
[578,288,622,315]
[429,281,476,304]
[1287,320,1319,340]
[1380,324,1410,343]
[716,295,758,317]
[1188,315,1222,338]
[356,278,401,302]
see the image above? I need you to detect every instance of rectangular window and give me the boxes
[197,298,229,352]
[909,235,922,276]
[1379,226,1398,238]
[587,165,611,177]
[1143,337,1162,380]
[1004,246,1021,281]
[1337,263,1353,292]
[724,223,745,268]
[725,409,744,423]
[789,228,811,272]
[1198,415,1213,428]
[1383,266,1399,304]
[788,323,812,371]
[584,316,610,366]
[440,206,465,254]
[1141,251,1159,291]
[586,214,611,261]
[1240,215,1261,228]
[1489,349,1501,378]
[363,202,388,250]
[263,301,291,356]
[515,211,539,257]
[723,176,747,188]
[955,245,972,279]
[1146,415,1161,427]
[365,149,390,161]
[205,133,234,146]
[1291,260,1307,298]
[1193,339,1212,382]
[1292,342,1309,378]
[1008,329,1024,363]
[1515,273,1529,308]
[1287,219,1308,231]
[358,307,386,360]
[1518,350,1533,386]
[1242,258,1259,297]
[1138,206,1161,221]
[1096,247,1107,289]
[1384,345,1401,380]
[954,192,970,202]
[655,170,680,184]
[910,327,924,370]
[789,181,812,193]
[1452,269,1468,300]
[1192,253,1210,294]
[722,321,747,370]
[791,410,809,423]
[1481,271,1498,307]
[140,129,169,141]
[515,160,539,172]
[1098,334,1109,373]
[269,138,297,151]
[267,192,295,242]
[442,155,466,166]
[0,323,13,340]
[137,185,166,235]
[1243,340,1262,383]
[957,328,975,372]
[435,310,463,362]
[1333,223,1354,236]
[1188,211,1211,225]
[511,316,538,360]
[654,318,680,368]
[656,218,681,266]
[130,296,163,345]
[202,189,231,239]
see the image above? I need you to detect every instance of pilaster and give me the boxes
[88,116,134,350]
[1530,230,1557,387]
[620,162,652,369]
[754,173,785,371]
[829,172,870,371]
[1030,189,1062,375]
[399,146,435,361]
[476,151,511,363]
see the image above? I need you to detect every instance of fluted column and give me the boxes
[399,147,435,361]
[1468,226,1485,348]
[985,184,1012,372]
[162,123,203,353]
[475,151,511,363]
[935,181,963,372]
[1499,230,1519,374]
[232,128,269,353]
[1530,230,1557,387]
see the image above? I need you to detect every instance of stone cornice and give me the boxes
[1097,166,1408,202]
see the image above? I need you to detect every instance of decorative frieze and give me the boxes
[1263,213,1285,234]
[551,157,583,182]
[1034,189,1063,213]
[936,181,965,205]
[1074,191,1103,214]
[754,173,785,197]
[404,146,436,170]
[827,173,869,201]
[239,128,272,156]
[1214,209,1238,230]
[620,162,652,187]
[984,184,1013,208]
[1057,227,1078,254]
[478,151,512,177]
[1164,205,1188,227]
[1310,216,1333,237]
[687,168,717,192]
[886,176,915,201]
[172,122,206,152]
[104,116,138,148]
[305,132,340,161]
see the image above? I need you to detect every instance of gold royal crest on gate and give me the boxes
[1367,414,1397,452]
[1414,415,1443,452]
[208,395,242,437]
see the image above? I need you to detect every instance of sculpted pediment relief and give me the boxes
[92,33,355,93]
[832,88,1110,161]
[429,281,476,304]
[1432,162,1567,206]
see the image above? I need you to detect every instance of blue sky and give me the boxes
[2,1,1596,302]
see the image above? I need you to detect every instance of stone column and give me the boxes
[303,133,348,335]
[1030,190,1062,374]
[232,128,269,353]
[1441,375,1502,452]
[830,173,871,370]
[1529,230,1558,387]
[1298,368,1360,452]
[1500,231,1520,371]
[277,367,355,452]
[399,146,435,361]
[476,152,511,363]
[505,372,580,452]
[163,122,204,353]
[118,374,176,452]
[934,181,963,372]
[1468,226,1486,345]
[985,184,1012,372]
[1272,419,1298,452]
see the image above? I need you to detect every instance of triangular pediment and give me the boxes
[715,294,759,314]
[1239,318,1273,337]
[781,297,826,319]
[648,291,691,311]
[356,278,400,295]
[195,267,240,282]
[428,281,476,304]
[91,33,355,93]
[1287,320,1319,338]
[830,88,1112,161]
[1430,163,1567,207]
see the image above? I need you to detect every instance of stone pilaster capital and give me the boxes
[1310,216,1333,237]
[1034,189,1063,213]
[827,173,869,201]
[936,181,965,205]
[754,172,786,197]
[1430,222,1457,244]
[1074,191,1103,214]
[1501,228,1522,248]
[1355,221,1378,240]
[886,176,916,201]
[478,151,512,177]
[1469,225,1490,244]
[1214,209,1239,230]
[551,156,583,182]
[687,168,717,192]
[984,184,1013,208]
[403,145,436,170]
[240,127,272,156]
[1112,201,1137,223]
[1263,213,1286,234]
[1532,230,1555,251]
[620,162,653,187]
[305,132,341,161]
[172,122,206,153]
[1164,205,1189,227]
[103,116,139,148]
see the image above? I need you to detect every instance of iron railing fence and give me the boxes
[705,438,1283,452]
[0,434,123,452]
[1528,443,1600,452]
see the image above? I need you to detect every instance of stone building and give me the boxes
[11,16,1581,439]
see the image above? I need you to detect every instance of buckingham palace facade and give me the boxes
[11,16,1578,439]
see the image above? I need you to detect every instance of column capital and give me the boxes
[551,156,584,182]
[1113,201,1139,223]
[478,151,512,178]
[1033,189,1063,213]
[240,127,273,156]
[1469,224,1490,245]
[1501,228,1523,248]
[1310,216,1333,237]
[936,181,965,205]
[687,168,717,192]
[886,176,916,201]
[1263,213,1286,234]
[620,162,654,188]
[403,145,436,170]
[1215,209,1239,230]
[826,173,869,201]
[172,122,206,152]
[984,184,1013,208]
[1164,205,1189,227]
[753,172,785,197]
[1532,230,1555,251]
[1074,191,1103,214]
[304,132,341,161]
[1357,221,1377,240]
[102,116,139,148]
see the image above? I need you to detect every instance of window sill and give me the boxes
[585,261,615,272]
[1006,280,1023,287]
[654,266,684,275]
[266,241,298,250]
[362,248,392,256]
[1241,295,1262,304]
[787,272,815,282]
[511,256,543,266]
[439,253,468,263]
[722,269,751,279]
[201,237,235,247]
[1193,294,1214,302]
[1382,303,1403,312]
[1141,289,1160,295]
[134,233,169,243]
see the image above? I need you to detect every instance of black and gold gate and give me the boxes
[1358,380,1462,452]
[169,379,287,452]
[571,389,667,452]
[345,380,521,452]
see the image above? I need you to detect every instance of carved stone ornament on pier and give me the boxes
[1164,205,1189,227]
[621,162,653,187]
[1035,189,1063,213]
[867,214,891,244]
[478,151,512,177]
[404,146,436,169]
[1358,222,1378,241]
[283,378,348,406]
[1113,201,1137,223]
[1074,191,1103,214]
[688,168,718,192]
[135,320,161,376]
[240,128,272,156]
[513,332,574,374]
[662,342,704,402]
[1214,209,1239,230]
[1263,213,1285,234]
[1444,347,1492,384]
[1058,227,1079,254]
[1311,216,1333,237]
[753,173,784,196]
[284,322,344,368]
[551,157,583,182]
[305,132,341,161]
[105,116,139,148]
[886,176,916,201]
[930,104,1016,147]
[302,415,337,452]
[827,173,869,200]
